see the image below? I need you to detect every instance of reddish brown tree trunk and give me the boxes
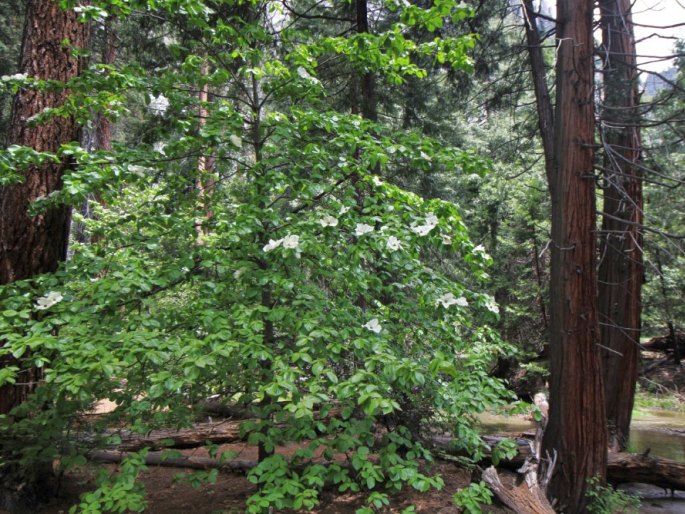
[597,0,643,452]
[1,1,87,510]
[0,0,88,410]
[542,0,607,511]
[1,0,88,283]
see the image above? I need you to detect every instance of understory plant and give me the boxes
[0,0,514,512]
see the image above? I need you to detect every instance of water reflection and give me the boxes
[629,409,685,462]
[628,427,685,462]
[476,409,685,464]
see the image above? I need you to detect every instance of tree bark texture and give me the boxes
[542,0,608,511]
[482,467,555,514]
[0,0,88,410]
[0,0,88,284]
[597,0,644,451]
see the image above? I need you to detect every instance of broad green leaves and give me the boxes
[0,1,514,512]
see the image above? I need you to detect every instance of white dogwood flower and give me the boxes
[1,73,27,82]
[355,223,374,236]
[484,297,500,314]
[263,238,283,252]
[473,244,491,260]
[411,224,434,236]
[148,94,169,116]
[411,213,439,236]
[442,234,452,245]
[319,215,338,227]
[386,236,402,252]
[35,291,63,310]
[436,293,468,309]
[282,234,300,249]
[153,142,166,154]
[363,318,382,333]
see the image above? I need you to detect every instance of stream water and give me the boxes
[477,409,685,512]
[629,410,685,461]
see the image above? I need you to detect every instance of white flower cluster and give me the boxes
[148,94,169,116]
[484,296,500,314]
[319,215,338,227]
[363,318,382,333]
[263,234,300,253]
[473,244,491,260]
[386,236,401,252]
[153,142,166,154]
[355,223,374,236]
[35,291,63,310]
[1,73,28,82]
[436,292,468,309]
[411,212,438,236]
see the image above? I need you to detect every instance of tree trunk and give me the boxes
[0,0,87,509]
[521,0,554,184]
[0,0,87,285]
[542,0,607,511]
[597,0,643,452]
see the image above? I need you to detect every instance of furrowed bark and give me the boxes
[598,0,644,452]
[0,1,88,510]
[542,0,608,510]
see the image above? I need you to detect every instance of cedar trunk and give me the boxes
[597,0,643,451]
[542,0,607,511]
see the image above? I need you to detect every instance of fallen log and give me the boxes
[642,332,685,353]
[430,434,685,492]
[106,408,342,452]
[110,420,242,451]
[93,419,685,494]
[482,466,555,514]
[90,450,255,472]
[607,451,685,492]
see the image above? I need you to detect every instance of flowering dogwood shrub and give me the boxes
[0,0,514,512]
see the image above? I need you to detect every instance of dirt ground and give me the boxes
[18,353,683,514]
[34,444,514,513]
[640,352,685,395]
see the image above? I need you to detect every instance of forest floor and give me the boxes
[16,351,685,514]
[36,451,513,514]
[637,351,685,409]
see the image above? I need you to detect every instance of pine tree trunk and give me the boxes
[0,0,87,509]
[597,0,643,451]
[542,0,607,511]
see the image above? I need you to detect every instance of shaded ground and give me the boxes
[12,348,684,513]
[640,351,685,397]
[34,446,513,513]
